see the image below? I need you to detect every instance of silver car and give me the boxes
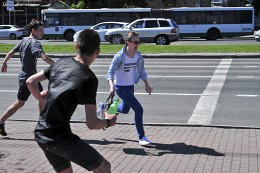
[90,22,128,42]
[0,25,26,40]
[105,18,179,45]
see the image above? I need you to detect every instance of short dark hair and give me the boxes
[28,19,44,32]
[76,29,101,56]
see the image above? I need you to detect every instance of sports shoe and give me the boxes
[139,136,151,145]
[0,124,7,136]
[96,102,106,118]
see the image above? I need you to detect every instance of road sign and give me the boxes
[6,0,14,11]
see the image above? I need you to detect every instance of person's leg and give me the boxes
[115,85,145,139]
[40,136,108,172]
[0,99,26,122]
[37,143,73,173]
[92,158,111,173]
[0,82,29,136]
[59,167,73,173]
[0,99,25,136]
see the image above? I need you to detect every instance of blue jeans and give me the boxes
[115,85,144,139]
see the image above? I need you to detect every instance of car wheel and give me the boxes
[65,30,75,41]
[256,38,260,42]
[155,35,169,45]
[207,29,219,40]
[9,33,16,40]
[111,35,124,44]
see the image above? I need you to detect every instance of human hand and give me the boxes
[104,112,117,127]
[1,63,7,73]
[39,90,48,105]
[145,84,153,95]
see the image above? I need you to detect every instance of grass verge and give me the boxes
[0,44,260,54]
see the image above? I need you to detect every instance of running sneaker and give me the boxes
[96,102,106,118]
[139,136,151,145]
[0,124,7,136]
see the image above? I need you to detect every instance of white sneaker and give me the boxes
[96,102,106,117]
[139,136,151,145]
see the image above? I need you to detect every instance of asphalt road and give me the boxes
[0,57,259,128]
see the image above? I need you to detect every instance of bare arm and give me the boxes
[143,79,153,95]
[85,104,117,130]
[108,79,115,96]
[26,70,47,104]
[1,50,16,73]
[39,52,55,65]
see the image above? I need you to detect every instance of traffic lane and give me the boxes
[0,74,208,124]
[212,58,260,127]
[212,81,260,127]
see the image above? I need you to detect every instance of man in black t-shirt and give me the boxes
[27,29,117,173]
[0,19,55,136]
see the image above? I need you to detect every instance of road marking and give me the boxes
[0,74,212,78]
[237,76,254,79]
[237,95,258,97]
[244,66,258,68]
[187,59,232,125]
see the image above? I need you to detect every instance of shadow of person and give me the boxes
[116,138,224,157]
[83,138,126,145]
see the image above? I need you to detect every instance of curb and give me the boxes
[1,53,260,59]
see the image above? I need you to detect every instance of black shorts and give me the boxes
[37,135,103,172]
[17,79,43,101]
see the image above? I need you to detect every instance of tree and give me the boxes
[71,0,85,8]
[252,0,260,17]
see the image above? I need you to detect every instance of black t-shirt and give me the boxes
[34,57,98,144]
[13,38,44,83]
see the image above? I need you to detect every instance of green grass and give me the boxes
[1,44,260,54]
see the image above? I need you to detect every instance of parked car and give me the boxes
[73,22,128,42]
[0,25,28,40]
[255,30,260,42]
[104,18,179,45]
[90,22,128,42]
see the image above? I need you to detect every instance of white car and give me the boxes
[0,25,27,40]
[104,18,179,45]
[255,30,260,42]
[90,22,128,42]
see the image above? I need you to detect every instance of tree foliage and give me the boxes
[71,0,85,9]
[252,0,260,16]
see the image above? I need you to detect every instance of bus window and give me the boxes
[188,12,204,24]
[174,12,187,24]
[61,14,78,26]
[45,14,59,27]
[97,13,113,23]
[78,13,96,25]
[114,13,131,23]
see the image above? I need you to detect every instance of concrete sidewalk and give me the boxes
[1,121,260,173]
